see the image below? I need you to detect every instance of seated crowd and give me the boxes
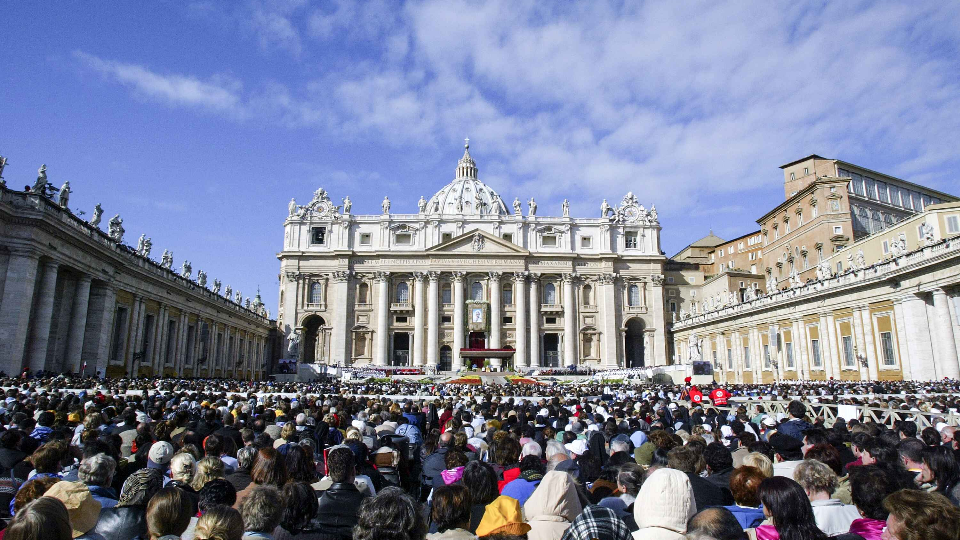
[0,379,956,540]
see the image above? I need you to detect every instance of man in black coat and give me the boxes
[420,432,452,491]
[316,446,368,539]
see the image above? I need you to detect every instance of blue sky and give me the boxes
[3,1,960,313]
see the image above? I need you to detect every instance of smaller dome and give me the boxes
[425,141,506,216]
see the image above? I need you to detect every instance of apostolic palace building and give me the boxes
[278,142,667,372]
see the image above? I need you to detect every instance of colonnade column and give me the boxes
[374,271,390,366]
[0,251,40,374]
[513,273,527,370]
[452,272,465,371]
[818,315,834,380]
[562,273,578,366]
[932,289,960,379]
[489,272,502,349]
[412,272,426,366]
[94,285,117,376]
[901,294,935,379]
[66,275,93,374]
[427,272,440,368]
[793,318,809,380]
[129,296,146,377]
[528,274,540,368]
[27,260,60,372]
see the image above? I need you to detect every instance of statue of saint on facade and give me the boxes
[136,234,146,254]
[418,195,426,213]
[601,199,611,217]
[382,196,391,214]
[160,250,173,269]
[288,198,297,217]
[528,197,537,216]
[562,199,570,217]
[197,270,207,288]
[212,279,221,294]
[513,197,522,215]
[32,164,48,193]
[58,181,71,209]
[90,204,103,227]
[108,214,124,242]
[181,260,192,279]
[342,196,352,214]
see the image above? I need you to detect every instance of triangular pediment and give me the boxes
[426,229,529,255]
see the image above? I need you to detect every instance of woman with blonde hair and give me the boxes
[273,423,297,449]
[194,505,244,540]
[742,452,774,478]
[5,497,73,540]
[192,456,227,491]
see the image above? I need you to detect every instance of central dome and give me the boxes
[425,141,507,216]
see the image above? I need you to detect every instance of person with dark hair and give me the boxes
[920,427,942,447]
[724,466,765,529]
[918,445,960,505]
[882,489,960,540]
[239,485,282,538]
[315,446,366,540]
[848,465,904,540]
[896,438,926,476]
[776,401,811,443]
[199,479,238,512]
[434,450,468,488]
[461,461,498,533]
[686,507,747,540]
[273,482,321,540]
[428,484,473,539]
[500,454,545,507]
[598,462,643,528]
[284,444,318,484]
[421,432,451,494]
[5,497,73,540]
[144,486,194,540]
[493,437,522,492]
[704,442,735,493]
[234,447,287,509]
[668,444,731,509]
[752,476,827,540]
[354,486,427,540]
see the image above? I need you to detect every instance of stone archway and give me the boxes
[301,315,325,363]
[625,317,645,368]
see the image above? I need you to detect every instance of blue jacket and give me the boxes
[500,478,541,507]
[724,505,765,529]
[88,485,118,509]
[777,419,812,442]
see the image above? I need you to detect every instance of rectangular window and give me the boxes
[441,315,452,324]
[811,339,822,367]
[876,181,890,203]
[712,350,718,368]
[442,232,453,242]
[833,226,842,235]
[625,232,638,249]
[669,301,677,312]
[947,215,960,234]
[880,332,896,366]
[359,233,371,245]
[395,316,408,324]
[581,236,593,248]
[743,346,751,369]
[542,235,558,247]
[395,233,412,245]
[882,240,889,254]
[785,342,794,368]
[803,167,809,175]
[502,233,513,243]
[545,317,558,325]
[311,227,327,245]
[864,177,877,200]
[763,344,771,368]
[719,248,724,257]
[502,287,513,305]
[727,348,733,370]
[921,194,930,210]
[502,316,513,324]
[750,264,757,274]
[441,286,452,304]
[668,289,677,297]
[842,335,855,368]
[667,276,675,284]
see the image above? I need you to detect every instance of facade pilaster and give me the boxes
[94,285,117,375]
[374,272,390,366]
[129,296,145,376]
[413,272,426,366]
[427,272,440,368]
[66,275,93,374]
[452,272,465,371]
[599,274,618,368]
[330,271,351,365]
[0,251,40,374]
[892,300,911,380]
[528,274,540,368]
[27,260,60,372]
[932,289,960,379]
[513,272,528,369]
[562,273,578,366]
[489,272,502,349]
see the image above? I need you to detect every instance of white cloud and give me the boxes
[73,51,242,112]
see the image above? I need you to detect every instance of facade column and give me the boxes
[330,271,351,365]
[0,251,40,375]
[151,305,165,372]
[851,307,869,381]
[427,272,440,368]
[452,272,465,371]
[27,260,60,372]
[600,274,618,369]
[818,315,834,380]
[66,275,93,374]
[825,314,841,379]
[374,271,390,366]
[562,273,578,366]
[892,299,911,380]
[93,285,117,375]
[902,294,936,380]
[177,312,189,373]
[128,296,145,376]
[222,324,232,374]
[513,273,528,369]
[932,289,960,379]
[529,274,540,368]
[859,306,879,380]
[794,319,810,380]
[413,272,426,366]
[489,272,502,349]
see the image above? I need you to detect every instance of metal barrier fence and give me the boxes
[720,399,960,429]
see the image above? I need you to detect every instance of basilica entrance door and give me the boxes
[393,333,410,366]
[468,332,486,369]
[625,318,645,368]
[543,333,560,367]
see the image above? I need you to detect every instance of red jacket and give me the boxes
[498,466,521,493]
[689,386,704,404]
[710,388,731,406]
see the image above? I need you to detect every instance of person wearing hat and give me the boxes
[769,433,805,479]
[45,480,104,540]
[147,442,174,474]
[475,495,531,537]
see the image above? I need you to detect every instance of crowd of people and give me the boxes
[0,374,956,540]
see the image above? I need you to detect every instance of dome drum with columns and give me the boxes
[278,141,667,372]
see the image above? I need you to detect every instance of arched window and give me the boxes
[309,282,322,304]
[396,282,409,303]
[628,284,640,306]
[441,284,452,304]
[544,283,557,304]
[357,282,369,304]
[871,211,883,233]
[471,281,483,301]
[582,284,593,306]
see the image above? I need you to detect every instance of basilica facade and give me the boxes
[277,143,667,371]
